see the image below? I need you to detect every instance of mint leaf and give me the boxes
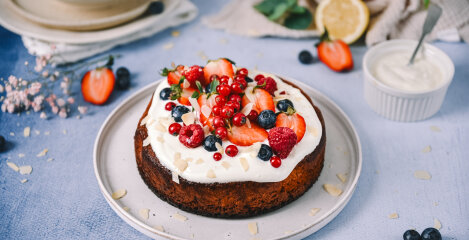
[191,91,199,99]
[284,8,312,29]
[423,0,430,9]
[254,0,284,15]
[290,5,305,14]
[195,81,203,93]
[269,3,289,21]
[160,67,170,76]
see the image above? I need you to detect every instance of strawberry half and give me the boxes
[317,29,353,72]
[197,93,218,127]
[227,123,268,146]
[162,65,185,85]
[203,58,235,83]
[241,88,275,113]
[81,68,115,105]
[177,87,197,106]
[276,112,306,143]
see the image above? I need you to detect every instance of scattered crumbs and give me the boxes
[143,137,151,147]
[36,148,48,157]
[323,184,342,197]
[221,161,231,169]
[171,30,180,37]
[343,151,349,156]
[18,153,25,158]
[62,129,67,135]
[248,222,258,235]
[388,213,399,219]
[430,126,441,132]
[307,126,318,137]
[174,158,188,172]
[434,218,442,230]
[47,158,54,162]
[19,165,33,175]
[414,170,432,180]
[123,206,130,212]
[172,171,180,184]
[309,208,321,216]
[172,213,188,222]
[422,145,432,153]
[34,130,40,135]
[20,179,28,183]
[433,202,439,206]
[111,189,127,200]
[207,169,216,178]
[284,230,293,235]
[336,173,347,183]
[196,158,204,164]
[153,225,165,232]
[240,157,249,172]
[7,161,19,172]
[197,51,208,61]
[163,42,174,50]
[23,127,31,137]
[191,233,195,239]
[139,208,150,220]
[375,170,380,174]
[219,38,228,44]
[44,131,50,135]
[10,132,14,136]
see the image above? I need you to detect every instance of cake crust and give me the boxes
[134,79,326,218]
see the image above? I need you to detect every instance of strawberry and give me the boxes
[197,93,219,129]
[203,58,235,83]
[161,65,185,85]
[227,123,268,146]
[268,127,297,159]
[276,113,306,143]
[256,76,277,95]
[182,65,206,87]
[241,88,275,113]
[177,87,197,106]
[81,68,115,105]
[316,29,353,72]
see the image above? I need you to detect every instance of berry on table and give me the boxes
[403,230,421,240]
[268,127,297,159]
[276,99,294,112]
[421,228,441,240]
[270,156,281,168]
[225,145,239,157]
[257,144,273,161]
[148,1,164,14]
[232,113,246,126]
[213,116,225,128]
[165,102,176,111]
[221,105,234,119]
[178,124,204,148]
[116,67,131,90]
[256,77,277,95]
[203,135,222,152]
[81,68,115,105]
[236,68,248,76]
[0,135,5,152]
[213,152,222,161]
[168,123,182,136]
[257,110,276,129]
[299,50,314,64]
[215,126,228,140]
[160,87,172,100]
[247,110,259,122]
[171,105,190,122]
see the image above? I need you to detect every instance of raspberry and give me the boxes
[268,127,297,159]
[182,65,204,84]
[178,124,204,148]
[256,77,277,95]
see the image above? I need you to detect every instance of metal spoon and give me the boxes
[408,4,442,65]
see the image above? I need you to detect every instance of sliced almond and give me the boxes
[422,145,432,153]
[245,86,255,103]
[215,142,223,154]
[308,126,319,137]
[414,170,431,180]
[240,157,249,172]
[63,129,67,135]
[171,30,180,37]
[246,118,252,128]
[430,126,441,132]
[309,208,321,216]
[185,157,193,162]
[139,208,150,220]
[23,127,30,137]
[7,161,19,172]
[388,213,399,219]
[36,148,48,157]
[174,158,188,172]
[188,97,200,114]
[140,115,149,126]
[323,184,342,197]
[203,125,210,136]
[196,158,204,165]
[181,112,195,125]
[19,165,32,175]
[248,222,258,235]
[158,117,173,128]
[221,161,231,169]
[172,171,180,184]
[155,122,166,132]
[18,153,25,158]
[20,179,28,183]
[34,130,40,135]
[111,189,127,200]
[143,137,151,147]
[163,42,174,50]
[47,158,54,162]
[434,218,442,230]
[183,79,191,89]
[241,103,254,115]
[154,225,165,232]
[206,169,216,178]
[157,136,164,143]
[174,152,182,161]
[172,213,188,222]
[201,105,212,118]
[336,173,347,183]
[123,206,130,212]
[228,77,233,86]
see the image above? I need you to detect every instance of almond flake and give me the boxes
[36,148,48,157]
[215,142,223,154]
[336,173,347,183]
[308,126,318,137]
[172,171,180,184]
[309,208,321,216]
[23,127,30,137]
[246,118,252,128]
[20,179,28,183]
[430,126,441,132]
[221,161,231,169]
[434,218,442,230]
[203,125,210,135]
[197,51,208,60]
[171,30,180,37]
[10,132,14,136]
[245,87,255,103]
[47,158,54,162]
[228,77,233,86]
[19,165,32,175]
[181,112,195,125]
[157,136,164,143]
[185,158,193,162]
[7,161,19,172]
[414,170,431,180]
[174,152,181,161]
[153,225,165,232]
[188,97,200,114]
[44,131,50,135]
[155,122,166,132]
[143,137,151,146]
[139,208,150,220]
[111,189,127,200]
[174,158,188,172]
[158,117,172,128]
[240,157,249,172]
[323,184,342,197]
[201,105,212,118]
[163,42,174,50]
[206,169,216,178]
[140,115,150,126]
[123,206,130,212]
[422,145,432,153]
[241,103,254,115]
[62,129,67,135]
[196,158,204,164]
[434,202,439,206]
[388,213,399,219]
[34,130,40,135]
[18,153,25,158]
[172,213,188,222]
[183,79,190,89]
[248,222,258,235]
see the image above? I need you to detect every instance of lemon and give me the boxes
[315,0,369,44]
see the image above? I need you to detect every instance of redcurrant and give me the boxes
[225,145,239,157]
[221,105,234,118]
[213,116,225,128]
[232,113,246,126]
[270,156,281,168]
[215,127,228,139]
[165,102,176,111]
[168,123,182,136]
[213,152,222,161]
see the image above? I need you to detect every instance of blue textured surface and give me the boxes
[1,1,468,239]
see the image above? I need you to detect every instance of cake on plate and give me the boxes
[134,58,325,218]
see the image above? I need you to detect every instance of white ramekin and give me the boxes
[362,39,455,122]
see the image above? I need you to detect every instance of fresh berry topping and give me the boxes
[215,126,228,140]
[276,99,294,112]
[257,110,277,129]
[236,68,248,76]
[168,123,182,136]
[159,87,172,100]
[235,77,247,89]
[205,84,211,93]
[116,67,131,90]
[203,58,235,83]
[403,230,421,240]
[256,76,277,95]
[245,76,254,83]
[219,75,230,85]
[213,152,222,161]
[225,145,239,157]
[163,65,184,85]
[254,74,264,82]
[270,156,281,168]
[421,228,441,240]
[210,74,219,83]
[257,144,273,161]
[221,105,234,119]
[176,87,198,106]
[81,68,115,105]
[226,100,240,112]
[276,113,306,142]
[178,124,204,148]
[182,65,204,87]
[232,113,246,126]
[230,82,244,94]
[268,127,297,159]
[0,135,5,152]
[279,91,286,95]
[165,102,176,111]
[217,84,231,96]
[213,116,225,128]
[203,135,222,152]
[241,88,275,113]
[171,105,190,122]
[247,110,259,122]
[298,50,314,64]
[227,123,268,146]
[215,95,226,106]
[212,105,221,116]
[229,94,242,104]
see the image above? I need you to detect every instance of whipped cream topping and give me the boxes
[145,70,323,183]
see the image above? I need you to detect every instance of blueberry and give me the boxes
[0,135,5,152]
[257,110,276,129]
[299,50,314,64]
[205,84,211,93]
[257,144,273,161]
[203,135,222,152]
[421,228,441,240]
[160,88,172,100]
[116,67,131,90]
[171,105,190,122]
[245,76,254,83]
[277,99,294,112]
[147,1,164,14]
[403,230,421,240]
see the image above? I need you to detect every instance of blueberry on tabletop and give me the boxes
[403,229,421,240]
[147,1,164,14]
[257,144,273,161]
[203,135,222,152]
[159,87,172,100]
[116,67,131,90]
[299,50,314,64]
[116,67,130,77]
[257,110,277,129]
[276,99,294,112]
[171,105,190,122]
[0,135,5,152]
[421,228,441,240]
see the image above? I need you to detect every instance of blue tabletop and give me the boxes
[1,1,468,239]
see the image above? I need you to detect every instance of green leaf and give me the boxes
[423,0,430,9]
[178,76,185,85]
[290,5,305,14]
[105,55,114,68]
[268,3,288,21]
[210,79,219,93]
[191,91,200,99]
[195,81,203,93]
[253,81,267,92]
[284,8,312,29]
[254,0,284,15]
[160,68,170,76]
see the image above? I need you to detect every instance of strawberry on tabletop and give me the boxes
[316,29,354,72]
[81,68,115,105]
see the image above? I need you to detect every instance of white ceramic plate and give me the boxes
[0,0,180,44]
[94,77,362,240]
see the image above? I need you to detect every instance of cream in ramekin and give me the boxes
[363,39,454,122]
